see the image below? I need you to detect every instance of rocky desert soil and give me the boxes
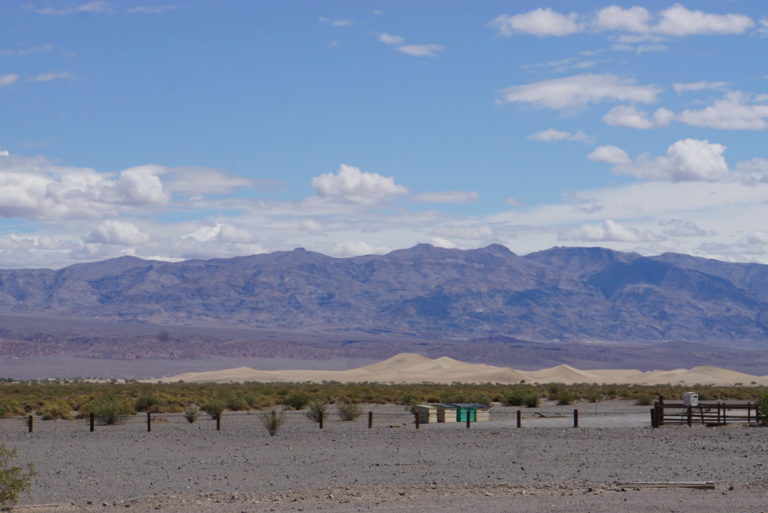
[2,401,767,512]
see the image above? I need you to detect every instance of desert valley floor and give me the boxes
[3,400,768,513]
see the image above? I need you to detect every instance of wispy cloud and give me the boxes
[377,32,444,58]
[127,5,177,14]
[318,17,354,28]
[0,74,19,86]
[528,128,592,143]
[30,1,113,15]
[0,44,55,57]
[29,71,77,82]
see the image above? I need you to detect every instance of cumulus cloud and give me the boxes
[588,145,630,165]
[86,220,149,245]
[489,8,581,37]
[311,164,408,205]
[0,74,19,86]
[378,33,404,45]
[559,219,657,243]
[498,74,659,110]
[593,139,730,182]
[602,105,674,129]
[164,166,255,196]
[183,221,253,243]
[735,158,768,185]
[528,128,592,143]
[331,241,391,257]
[413,191,478,204]
[433,224,493,240]
[0,154,169,219]
[677,92,768,130]
[490,4,754,38]
[659,219,714,238]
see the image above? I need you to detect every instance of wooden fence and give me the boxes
[651,397,762,427]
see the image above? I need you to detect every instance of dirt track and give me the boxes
[2,402,767,512]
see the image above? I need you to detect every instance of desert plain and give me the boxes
[2,398,768,513]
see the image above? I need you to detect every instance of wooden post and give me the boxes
[319,411,323,429]
[650,408,656,428]
[658,396,664,426]
[686,406,692,427]
[722,402,727,425]
[368,411,373,429]
[216,412,221,431]
[516,409,522,428]
[747,403,752,424]
[90,412,95,432]
[27,415,33,433]
[147,411,151,432]
[699,406,704,425]
[756,404,760,425]
[466,412,470,429]
[414,411,420,429]
[573,409,579,428]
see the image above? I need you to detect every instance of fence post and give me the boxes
[516,409,521,428]
[573,409,579,428]
[147,411,151,432]
[658,396,664,426]
[27,415,33,433]
[319,411,323,429]
[722,402,727,425]
[414,411,419,429]
[90,412,95,432]
[686,406,692,427]
[650,408,656,428]
[466,413,470,429]
[747,403,752,424]
[368,411,373,429]
[216,412,221,431]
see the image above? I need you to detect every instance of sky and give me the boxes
[2,1,768,269]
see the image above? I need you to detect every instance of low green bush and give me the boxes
[201,399,225,419]
[261,409,286,436]
[337,401,361,421]
[284,391,310,410]
[0,444,36,508]
[183,404,200,423]
[85,397,134,425]
[757,394,768,426]
[305,399,328,423]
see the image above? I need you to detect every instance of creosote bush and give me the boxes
[86,396,134,425]
[284,391,310,410]
[337,401,361,421]
[757,394,768,426]
[0,444,36,508]
[201,399,225,419]
[260,409,286,436]
[183,404,200,423]
[305,399,328,423]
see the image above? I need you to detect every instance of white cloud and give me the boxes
[331,241,391,257]
[528,128,592,143]
[318,17,353,27]
[299,219,323,234]
[673,81,729,93]
[659,219,713,238]
[396,44,444,58]
[32,1,113,15]
[595,6,651,33]
[378,33,404,45]
[0,45,54,57]
[678,92,768,130]
[0,74,19,86]
[735,158,768,185]
[311,164,408,205]
[0,154,169,219]
[433,224,493,240]
[30,71,77,82]
[499,74,659,110]
[413,191,478,204]
[588,145,630,165]
[559,219,657,243]
[490,8,581,37]
[598,139,730,182]
[164,167,255,196]
[655,4,754,36]
[86,220,149,245]
[491,4,754,38]
[602,105,674,129]
[183,221,253,243]
[127,5,177,14]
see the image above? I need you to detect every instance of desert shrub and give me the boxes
[37,400,73,420]
[222,393,249,412]
[183,404,200,424]
[305,399,328,423]
[554,390,577,405]
[0,444,36,508]
[757,394,768,426]
[634,393,653,406]
[87,397,134,425]
[337,401,361,421]
[284,391,310,410]
[260,409,286,436]
[201,399,225,419]
[524,393,540,408]
[398,393,420,413]
[547,383,562,397]
[581,389,603,403]
[0,399,21,418]
[134,393,162,412]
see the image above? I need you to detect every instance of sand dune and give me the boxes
[154,353,768,386]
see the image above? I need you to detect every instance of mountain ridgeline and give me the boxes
[1,244,768,346]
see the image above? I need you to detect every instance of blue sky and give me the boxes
[2,1,768,268]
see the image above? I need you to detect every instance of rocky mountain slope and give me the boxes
[0,244,767,346]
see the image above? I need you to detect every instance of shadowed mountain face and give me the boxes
[1,244,767,347]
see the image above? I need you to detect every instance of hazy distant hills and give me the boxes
[1,243,768,347]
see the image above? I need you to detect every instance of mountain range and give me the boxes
[1,244,767,357]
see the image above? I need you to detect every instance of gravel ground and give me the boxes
[2,401,767,512]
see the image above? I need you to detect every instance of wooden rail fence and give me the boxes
[651,397,762,427]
